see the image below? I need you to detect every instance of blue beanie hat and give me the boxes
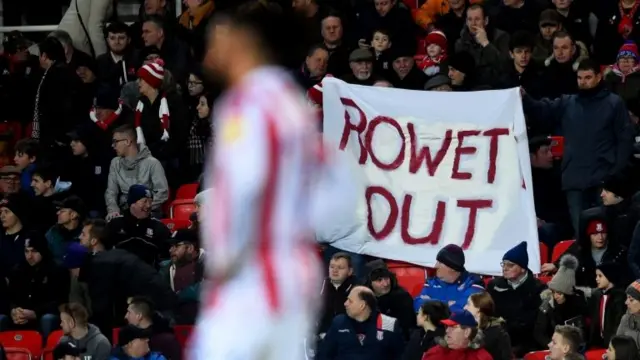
[62,242,88,269]
[502,241,529,269]
[127,184,153,205]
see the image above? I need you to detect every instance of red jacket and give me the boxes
[422,344,493,360]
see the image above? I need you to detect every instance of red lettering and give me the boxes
[400,195,446,245]
[408,125,452,176]
[365,186,398,239]
[483,128,510,184]
[457,199,493,249]
[364,116,405,171]
[338,97,368,164]
[451,130,481,180]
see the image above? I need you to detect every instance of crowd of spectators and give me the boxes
[0,0,640,359]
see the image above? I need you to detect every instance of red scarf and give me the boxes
[134,95,170,145]
[89,100,123,130]
[618,0,640,38]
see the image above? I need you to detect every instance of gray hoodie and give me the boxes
[105,145,169,213]
[59,324,111,360]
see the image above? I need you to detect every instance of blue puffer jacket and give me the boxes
[413,271,485,313]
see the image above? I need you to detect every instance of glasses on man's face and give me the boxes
[112,138,127,146]
[500,261,516,269]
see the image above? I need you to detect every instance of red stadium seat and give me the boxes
[45,330,63,349]
[539,242,549,264]
[175,183,199,200]
[112,328,121,347]
[482,276,493,287]
[0,331,42,357]
[402,0,418,9]
[537,274,552,284]
[42,349,53,360]
[161,219,192,231]
[173,325,194,348]
[4,347,31,360]
[389,266,426,297]
[551,240,575,263]
[524,350,549,360]
[549,136,564,158]
[385,260,415,268]
[585,348,606,360]
[170,200,197,220]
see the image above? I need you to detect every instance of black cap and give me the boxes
[168,229,199,247]
[54,195,87,218]
[539,9,562,27]
[53,342,83,358]
[118,325,153,347]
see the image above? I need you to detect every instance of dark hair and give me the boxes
[372,28,391,39]
[509,31,534,51]
[321,11,344,24]
[554,325,583,353]
[467,4,486,17]
[128,296,155,320]
[330,252,353,268]
[59,302,89,326]
[610,335,640,360]
[529,135,552,154]
[419,300,451,326]
[106,21,130,36]
[113,124,137,142]
[307,43,328,58]
[469,292,496,328]
[218,1,311,67]
[83,218,110,246]
[32,163,57,183]
[552,30,574,44]
[359,289,378,310]
[143,15,166,31]
[14,138,39,159]
[577,58,601,74]
[38,37,66,62]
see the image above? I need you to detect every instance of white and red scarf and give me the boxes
[89,100,123,130]
[134,95,170,145]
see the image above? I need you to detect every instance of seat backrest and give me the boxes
[161,219,192,231]
[0,331,42,357]
[112,328,121,347]
[524,351,549,360]
[549,136,564,158]
[45,330,64,349]
[585,348,606,360]
[176,183,199,200]
[4,347,31,360]
[539,242,549,264]
[42,349,53,360]
[173,325,194,348]
[389,266,427,297]
[170,200,196,220]
[552,240,575,263]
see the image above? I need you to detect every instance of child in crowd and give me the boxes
[588,262,627,348]
[547,325,584,360]
[534,254,587,349]
[13,138,39,196]
[604,41,640,102]
[606,335,640,360]
[416,30,448,77]
[370,28,392,75]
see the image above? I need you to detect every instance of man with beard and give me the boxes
[96,21,139,97]
[159,229,204,324]
[107,184,171,266]
[522,59,635,235]
[341,49,383,85]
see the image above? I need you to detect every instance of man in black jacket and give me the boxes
[522,58,635,234]
[318,252,357,335]
[96,21,139,96]
[6,232,70,341]
[365,265,416,340]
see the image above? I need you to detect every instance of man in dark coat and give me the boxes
[487,242,546,357]
[522,58,635,234]
[318,252,357,335]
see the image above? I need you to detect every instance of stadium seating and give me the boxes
[4,347,31,360]
[539,242,549,265]
[112,328,121,347]
[549,136,564,158]
[0,331,42,357]
[389,266,427,297]
[585,348,606,360]
[551,240,575,263]
[42,349,53,360]
[176,183,199,200]
[161,218,192,231]
[524,350,549,360]
[170,200,197,220]
[174,325,194,349]
[44,330,63,349]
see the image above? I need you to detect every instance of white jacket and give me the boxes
[57,0,114,57]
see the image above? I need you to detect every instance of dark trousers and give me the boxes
[565,187,602,235]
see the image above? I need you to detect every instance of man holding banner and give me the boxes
[318,76,541,277]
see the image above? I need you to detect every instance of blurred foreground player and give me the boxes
[190,1,355,359]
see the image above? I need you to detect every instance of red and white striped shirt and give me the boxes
[202,67,353,313]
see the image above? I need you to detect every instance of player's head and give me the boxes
[204,0,309,86]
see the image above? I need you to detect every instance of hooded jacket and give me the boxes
[364,268,416,340]
[481,317,512,360]
[421,330,493,360]
[534,288,588,348]
[105,145,169,213]
[414,271,484,313]
[59,324,112,360]
[318,275,356,335]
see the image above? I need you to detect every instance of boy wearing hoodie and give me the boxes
[13,138,39,197]
[59,302,111,360]
[588,262,627,348]
[30,163,72,234]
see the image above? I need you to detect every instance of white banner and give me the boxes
[318,78,540,275]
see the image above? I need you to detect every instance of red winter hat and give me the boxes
[618,41,640,61]
[586,220,607,235]
[137,60,165,89]
[426,30,447,50]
